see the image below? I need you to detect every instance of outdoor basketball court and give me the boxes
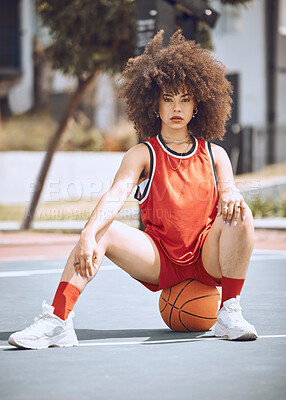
[0,249,286,400]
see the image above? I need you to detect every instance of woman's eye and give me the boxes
[164,97,172,102]
[182,98,190,102]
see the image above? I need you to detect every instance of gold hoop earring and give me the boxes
[192,107,198,119]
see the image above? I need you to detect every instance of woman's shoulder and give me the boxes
[123,143,150,164]
[210,143,229,165]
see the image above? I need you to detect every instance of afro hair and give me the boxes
[120,30,233,141]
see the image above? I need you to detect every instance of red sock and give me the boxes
[220,276,245,309]
[52,281,81,320]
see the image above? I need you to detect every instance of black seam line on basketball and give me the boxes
[158,289,172,316]
[162,302,219,314]
[167,287,171,303]
[160,289,172,313]
[181,293,220,308]
[179,310,217,320]
[169,280,195,330]
[159,295,169,313]
[160,304,168,313]
[179,312,194,333]
[160,302,180,313]
[168,287,173,328]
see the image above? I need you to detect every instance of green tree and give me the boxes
[22,0,254,229]
[22,0,135,229]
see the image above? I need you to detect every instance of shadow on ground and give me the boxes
[0,328,213,343]
[75,328,212,341]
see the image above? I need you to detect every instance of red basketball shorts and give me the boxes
[138,232,221,292]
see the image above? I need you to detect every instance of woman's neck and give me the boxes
[160,127,189,142]
[160,131,193,154]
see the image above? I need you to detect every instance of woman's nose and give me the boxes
[173,99,181,112]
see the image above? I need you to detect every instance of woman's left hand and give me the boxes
[216,186,247,226]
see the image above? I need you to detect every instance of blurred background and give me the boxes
[0,0,286,232]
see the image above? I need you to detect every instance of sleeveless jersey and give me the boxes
[134,134,218,266]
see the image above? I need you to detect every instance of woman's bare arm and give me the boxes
[211,144,247,225]
[83,143,148,236]
[73,143,149,278]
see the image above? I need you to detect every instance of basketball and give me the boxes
[159,279,220,332]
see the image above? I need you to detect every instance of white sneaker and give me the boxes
[215,296,258,341]
[8,301,78,349]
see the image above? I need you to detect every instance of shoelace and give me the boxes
[224,304,250,327]
[227,303,242,313]
[23,312,52,334]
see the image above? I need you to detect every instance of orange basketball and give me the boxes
[159,279,220,332]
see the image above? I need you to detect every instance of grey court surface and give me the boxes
[0,250,286,400]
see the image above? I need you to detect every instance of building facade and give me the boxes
[1,0,285,171]
[210,0,286,169]
[0,0,35,116]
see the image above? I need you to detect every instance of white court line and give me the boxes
[0,255,49,262]
[0,334,285,350]
[0,264,116,278]
[1,255,285,278]
[75,334,286,346]
[0,249,285,278]
[251,255,286,261]
[0,249,285,263]
[0,269,63,277]
[252,249,286,255]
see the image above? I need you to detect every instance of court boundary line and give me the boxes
[0,265,116,278]
[1,248,286,279]
[252,249,286,255]
[0,249,286,264]
[251,255,286,261]
[0,334,285,350]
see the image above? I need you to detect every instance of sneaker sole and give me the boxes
[8,330,78,350]
[215,322,258,341]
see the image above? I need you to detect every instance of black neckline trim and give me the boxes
[158,133,196,156]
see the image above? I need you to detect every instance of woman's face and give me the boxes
[158,89,195,134]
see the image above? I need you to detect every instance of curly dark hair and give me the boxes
[120,30,233,141]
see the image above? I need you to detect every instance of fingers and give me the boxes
[221,203,230,223]
[224,200,235,226]
[86,258,93,279]
[217,200,246,226]
[86,256,98,280]
[79,257,88,280]
[216,201,222,217]
[232,202,241,227]
[217,187,247,227]
[73,253,98,280]
[216,199,229,220]
[80,255,94,280]
[240,200,247,222]
[73,254,80,276]
[72,235,100,280]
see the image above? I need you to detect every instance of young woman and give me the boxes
[8,31,257,349]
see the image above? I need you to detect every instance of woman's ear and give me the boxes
[193,98,200,108]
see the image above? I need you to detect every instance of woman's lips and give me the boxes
[171,116,183,122]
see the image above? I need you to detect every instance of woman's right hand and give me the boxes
[73,229,98,280]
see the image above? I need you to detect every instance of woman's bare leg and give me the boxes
[201,205,257,340]
[60,220,161,292]
[201,205,254,281]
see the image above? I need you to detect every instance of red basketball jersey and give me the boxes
[134,134,218,266]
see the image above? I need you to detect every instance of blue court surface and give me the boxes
[0,249,286,400]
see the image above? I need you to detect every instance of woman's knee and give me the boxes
[99,220,123,257]
[234,205,254,253]
[214,203,254,240]
[241,204,254,233]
